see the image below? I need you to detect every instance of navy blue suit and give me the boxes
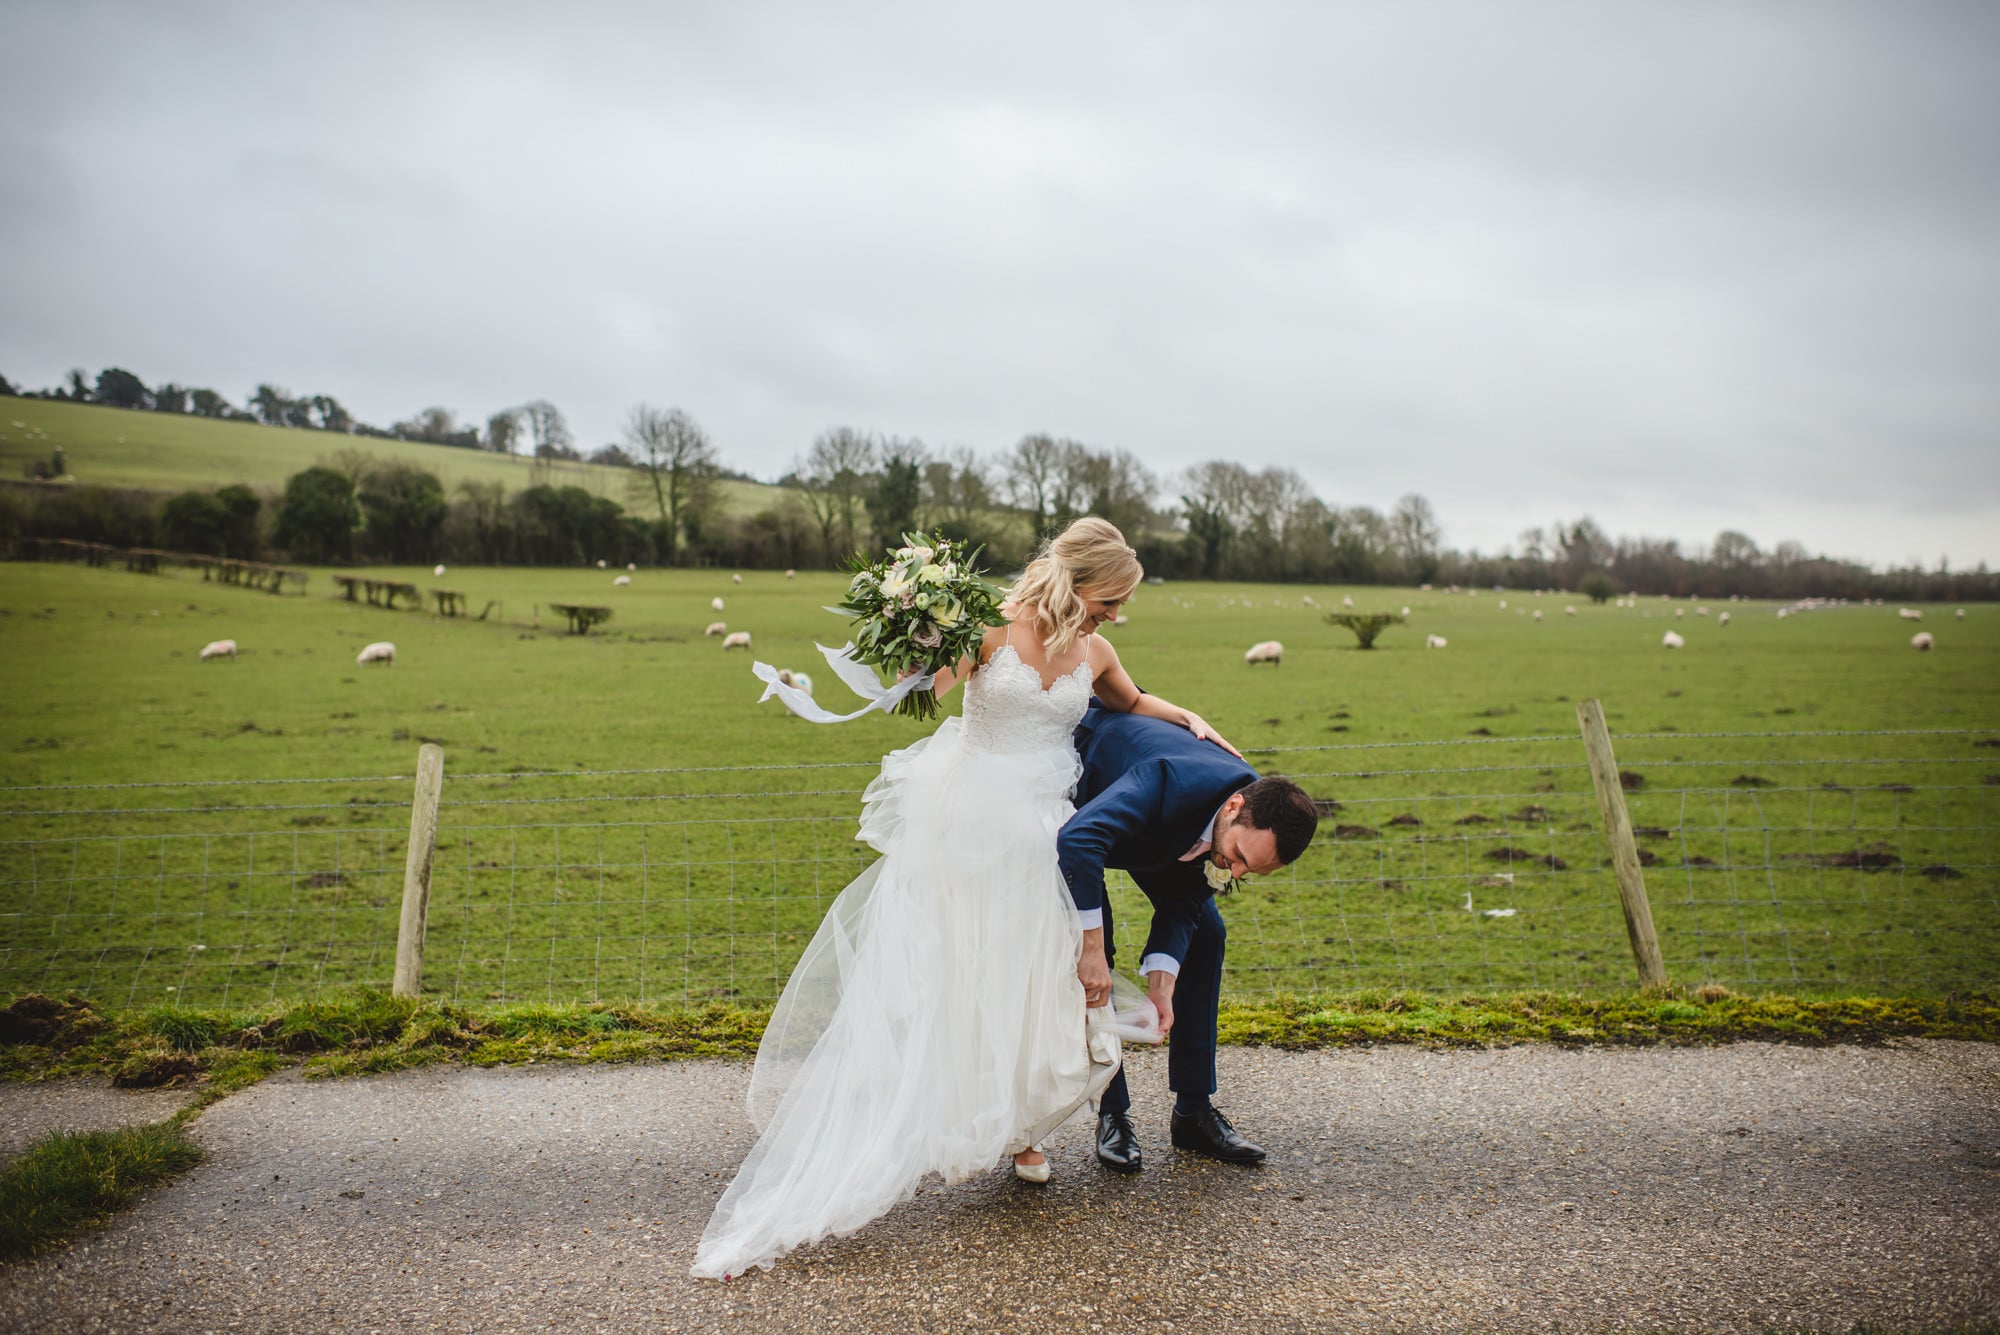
[1060,701,1258,1115]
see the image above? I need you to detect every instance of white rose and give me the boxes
[880,568,911,599]
[909,545,934,564]
[917,564,949,585]
[1202,861,1235,893]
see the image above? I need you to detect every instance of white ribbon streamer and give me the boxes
[751,643,936,724]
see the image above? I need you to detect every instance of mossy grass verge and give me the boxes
[0,1120,202,1261]
[5,985,1994,1093]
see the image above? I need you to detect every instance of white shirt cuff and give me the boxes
[1076,908,1104,931]
[1139,952,1181,978]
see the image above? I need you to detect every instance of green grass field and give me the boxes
[2,557,1995,1009]
[0,398,779,514]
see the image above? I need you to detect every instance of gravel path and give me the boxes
[2,1041,1996,1333]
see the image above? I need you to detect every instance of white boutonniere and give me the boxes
[1203,861,1236,893]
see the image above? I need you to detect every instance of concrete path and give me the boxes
[2,1041,1996,1333]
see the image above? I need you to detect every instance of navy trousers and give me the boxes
[1094,892,1226,1117]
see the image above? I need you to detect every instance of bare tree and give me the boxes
[798,427,878,562]
[624,404,718,566]
[920,445,994,533]
[521,400,572,457]
[1389,493,1442,581]
[1003,434,1065,538]
[485,410,522,455]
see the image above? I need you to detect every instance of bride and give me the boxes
[691,517,1238,1279]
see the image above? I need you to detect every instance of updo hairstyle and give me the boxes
[1006,516,1143,656]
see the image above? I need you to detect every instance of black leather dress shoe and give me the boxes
[1096,1111,1142,1173]
[1170,1106,1267,1163]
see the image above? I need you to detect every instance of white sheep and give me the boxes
[1499,600,1507,610]
[785,569,797,579]
[596,559,607,569]
[433,564,446,577]
[711,597,725,612]
[704,621,728,637]
[1244,640,1283,666]
[1341,595,1354,608]
[1911,632,1934,652]
[1400,606,1411,616]
[1718,611,1731,626]
[722,631,752,651]
[1425,634,1448,649]
[1956,608,1966,620]
[1532,609,1542,621]
[731,573,743,585]
[613,575,631,587]
[1662,631,1684,649]
[357,641,396,666]
[776,669,815,697]
[1899,608,1924,621]
[626,562,636,572]
[1112,614,1129,626]
[198,639,237,661]
[1696,606,1710,617]
[1673,608,1685,619]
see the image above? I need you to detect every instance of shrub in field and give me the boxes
[357,462,448,564]
[1581,572,1615,604]
[273,466,359,562]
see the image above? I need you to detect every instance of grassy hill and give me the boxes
[0,398,782,514]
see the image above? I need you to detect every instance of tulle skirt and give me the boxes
[691,719,1121,1279]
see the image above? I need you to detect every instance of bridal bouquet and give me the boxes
[832,532,1007,722]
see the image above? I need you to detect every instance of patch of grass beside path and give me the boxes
[0,1120,202,1261]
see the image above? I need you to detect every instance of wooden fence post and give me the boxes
[1575,699,1670,990]
[393,743,445,999]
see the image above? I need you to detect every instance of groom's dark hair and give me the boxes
[1234,776,1319,865]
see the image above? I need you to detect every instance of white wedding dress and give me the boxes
[692,643,1124,1279]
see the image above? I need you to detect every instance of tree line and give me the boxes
[3,365,1991,600]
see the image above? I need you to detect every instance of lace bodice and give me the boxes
[961,644,1094,754]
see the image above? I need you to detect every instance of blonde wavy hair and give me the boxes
[1006,517,1143,656]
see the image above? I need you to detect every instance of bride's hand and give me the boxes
[1182,711,1243,759]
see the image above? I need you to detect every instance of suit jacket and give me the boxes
[1059,701,1259,966]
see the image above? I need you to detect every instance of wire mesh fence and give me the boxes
[2,724,1994,1008]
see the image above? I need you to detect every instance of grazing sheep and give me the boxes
[1425,634,1447,649]
[1718,611,1731,626]
[1341,595,1354,608]
[1112,614,1129,626]
[596,559,607,569]
[1498,600,1507,610]
[1696,606,1710,616]
[704,621,728,636]
[613,575,631,587]
[357,641,396,666]
[1400,605,1411,616]
[1673,608,1685,618]
[433,564,446,577]
[1564,605,1577,616]
[1244,640,1283,666]
[198,639,237,661]
[1899,608,1923,620]
[722,631,752,651]
[1956,608,1965,620]
[1911,632,1934,651]
[785,569,797,579]
[1662,631,1684,649]
[1532,609,1542,621]
[731,573,743,585]
[776,669,815,697]
[711,597,725,612]
[626,562,636,572]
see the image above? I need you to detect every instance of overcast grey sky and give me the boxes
[4,1,1996,568]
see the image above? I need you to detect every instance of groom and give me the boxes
[1060,700,1319,1171]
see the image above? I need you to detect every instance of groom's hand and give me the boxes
[1146,970,1176,1039]
[1078,928,1112,1006]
